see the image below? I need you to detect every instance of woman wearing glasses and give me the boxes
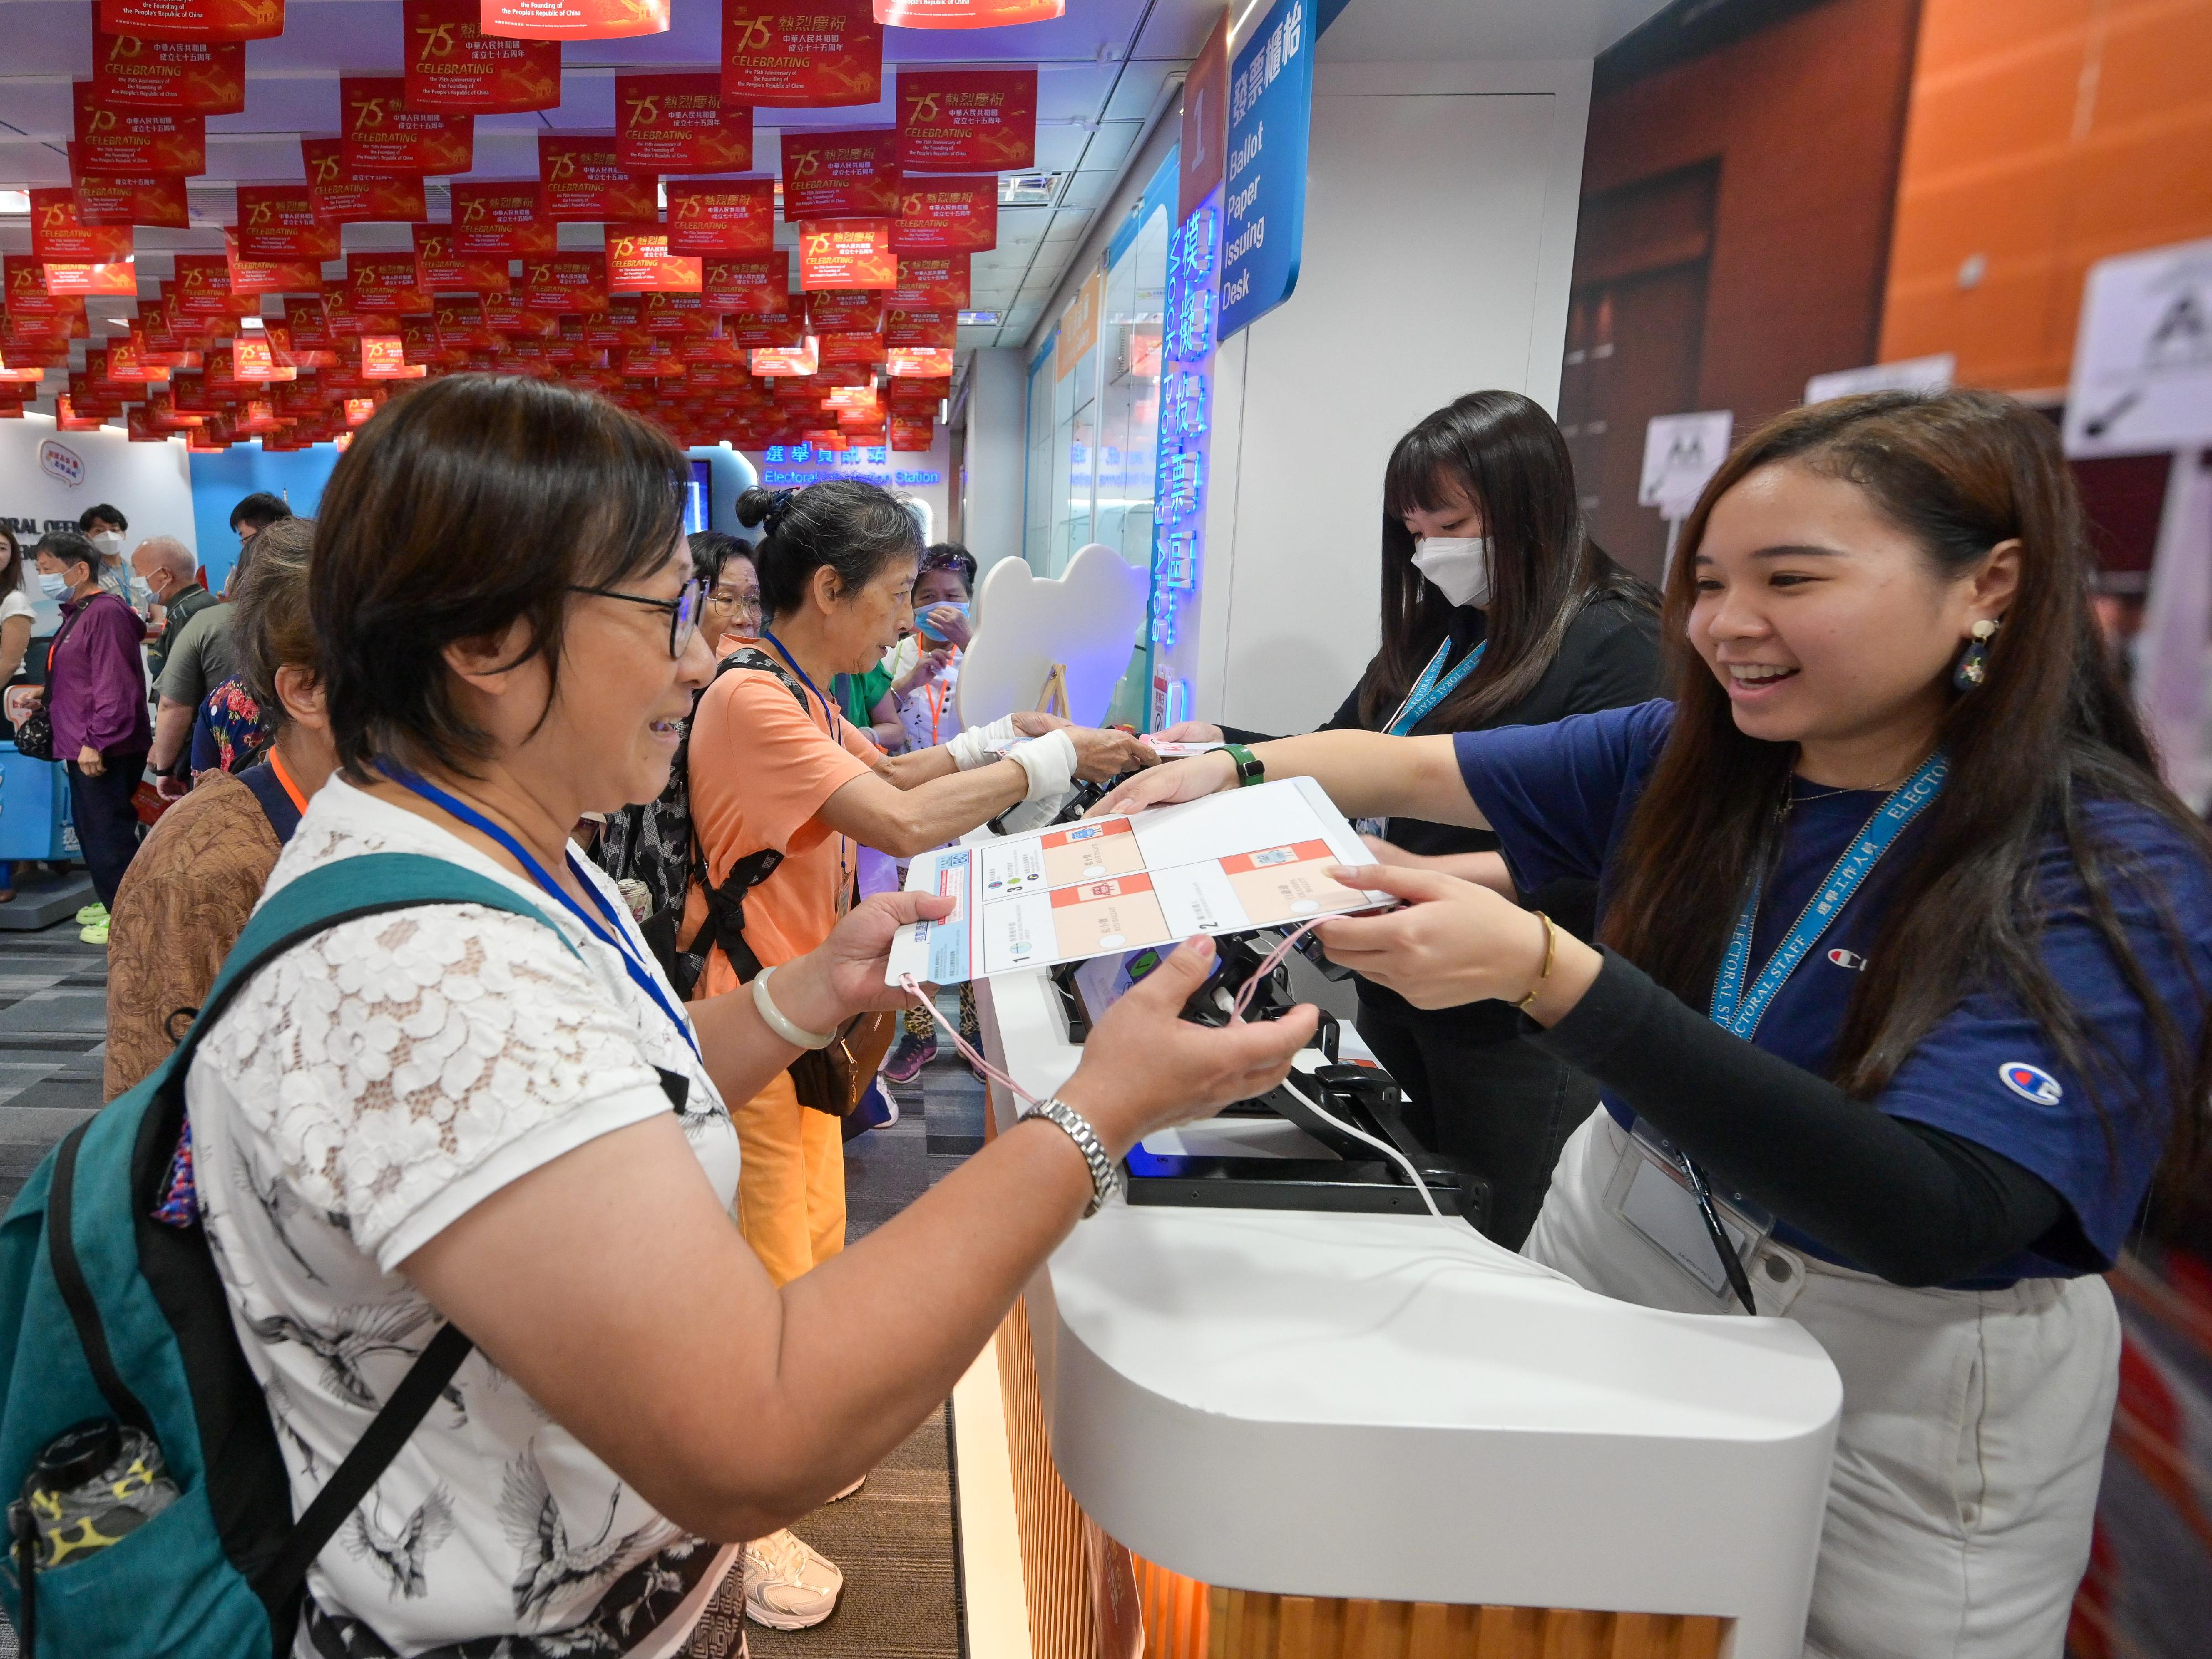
[1099,390,2212,1658]
[160,377,1307,1658]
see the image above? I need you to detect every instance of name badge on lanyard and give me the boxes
[1610,753,1949,1309]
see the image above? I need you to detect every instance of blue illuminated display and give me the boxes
[1149,189,1223,667]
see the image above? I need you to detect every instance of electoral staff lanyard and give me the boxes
[267,748,309,815]
[1709,751,1949,1039]
[1383,638,1486,736]
[921,647,958,747]
[384,766,702,1060]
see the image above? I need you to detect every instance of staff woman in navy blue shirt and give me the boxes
[1100,390,2212,1658]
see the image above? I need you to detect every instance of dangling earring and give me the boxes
[1954,618,1999,690]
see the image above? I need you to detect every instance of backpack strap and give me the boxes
[686,647,817,984]
[46,853,585,1629]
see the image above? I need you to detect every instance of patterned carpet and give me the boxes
[0,925,980,1659]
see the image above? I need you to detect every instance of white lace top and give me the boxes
[189,777,740,1657]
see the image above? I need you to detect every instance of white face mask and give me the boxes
[1410,536,1491,609]
[38,572,70,599]
[90,530,123,557]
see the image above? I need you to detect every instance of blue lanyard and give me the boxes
[760,628,841,742]
[1385,638,1486,735]
[384,767,701,1060]
[1709,753,1948,1039]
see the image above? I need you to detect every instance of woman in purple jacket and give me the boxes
[31,531,150,917]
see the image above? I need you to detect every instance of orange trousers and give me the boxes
[733,1068,847,1287]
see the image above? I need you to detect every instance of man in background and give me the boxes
[77,504,148,612]
[129,536,217,684]
[227,493,290,589]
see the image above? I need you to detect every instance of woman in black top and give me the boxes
[1157,391,1659,1244]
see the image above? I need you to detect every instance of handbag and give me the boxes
[789,1008,901,1117]
[14,599,91,764]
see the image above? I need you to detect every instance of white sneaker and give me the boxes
[743,1529,844,1630]
[827,1473,865,1503]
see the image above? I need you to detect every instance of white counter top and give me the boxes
[975,963,1842,1659]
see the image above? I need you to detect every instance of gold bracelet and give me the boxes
[1514,911,1556,1013]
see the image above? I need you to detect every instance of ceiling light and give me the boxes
[0,192,28,215]
[105,316,133,327]
[239,316,265,330]
[998,173,1058,207]
[957,310,1001,326]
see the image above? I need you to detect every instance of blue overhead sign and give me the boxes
[1217,0,1316,341]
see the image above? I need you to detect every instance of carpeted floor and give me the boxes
[0,922,980,1659]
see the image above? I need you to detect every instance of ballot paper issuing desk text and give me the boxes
[887,776,1391,985]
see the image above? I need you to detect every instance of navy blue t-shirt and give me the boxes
[1455,699,2212,1280]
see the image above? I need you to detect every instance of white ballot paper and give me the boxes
[886,776,1392,987]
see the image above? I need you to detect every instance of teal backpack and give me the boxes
[0,854,581,1657]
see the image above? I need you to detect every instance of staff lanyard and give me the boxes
[384,766,702,1060]
[268,748,309,815]
[922,646,958,747]
[1709,752,1948,1039]
[1384,638,1486,736]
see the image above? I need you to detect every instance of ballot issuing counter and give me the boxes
[959,963,1845,1659]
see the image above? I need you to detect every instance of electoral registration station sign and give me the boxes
[1216,0,1313,342]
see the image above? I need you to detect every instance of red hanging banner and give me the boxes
[797,219,896,290]
[172,251,246,315]
[664,179,775,254]
[818,329,886,366]
[892,175,996,253]
[874,0,1061,27]
[522,252,610,312]
[886,347,953,377]
[406,0,562,113]
[448,179,555,254]
[479,0,670,40]
[896,69,1036,171]
[93,32,246,113]
[748,341,818,377]
[781,129,899,221]
[72,84,206,175]
[71,165,190,229]
[29,190,133,264]
[4,258,72,320]
[888,253,968,309]
[539,132,658,222]
[703,251,789,313]
[617,73,754,173]
[362,335,425,378]
[237,185,341,260]
[97,0,286,41]
[806,289,885,331]
[305,138,430,224]
[228,248,322,296]
[722,0,881,108]
[414,223,513,293]
[342,78,475,175]
[606,225,705,294]
[349,252,433,314]
[889,413,935,451]
[885,307,956,348]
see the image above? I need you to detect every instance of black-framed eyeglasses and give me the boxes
[570,577,709,659]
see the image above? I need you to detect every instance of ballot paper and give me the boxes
[886,776,1391,985]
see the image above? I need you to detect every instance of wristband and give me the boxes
[752,964,837,1050]
[946,713,1018,771]
[1022,1096,1121,1218]
[1223,743,1264,787]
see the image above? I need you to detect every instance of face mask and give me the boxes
[1410,536,1491,609]
[90,531,123,557]
[916,601,969,642]
[38,572,70,599]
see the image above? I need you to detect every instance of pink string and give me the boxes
[898,974,1046,1109]
[1230,920,1328,1022]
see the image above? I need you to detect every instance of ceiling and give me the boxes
[0,0,1223,362]
[0,0,1678,384]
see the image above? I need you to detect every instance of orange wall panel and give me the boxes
[1880,0,2212,392]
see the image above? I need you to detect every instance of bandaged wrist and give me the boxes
[1009,728,1078,805]
[946,713,1018,770]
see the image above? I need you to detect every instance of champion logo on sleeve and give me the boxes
[1826,947,1866,971]
[1999,1062,2064,1105]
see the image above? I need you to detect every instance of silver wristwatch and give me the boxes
[1022,1097,1121,1218]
